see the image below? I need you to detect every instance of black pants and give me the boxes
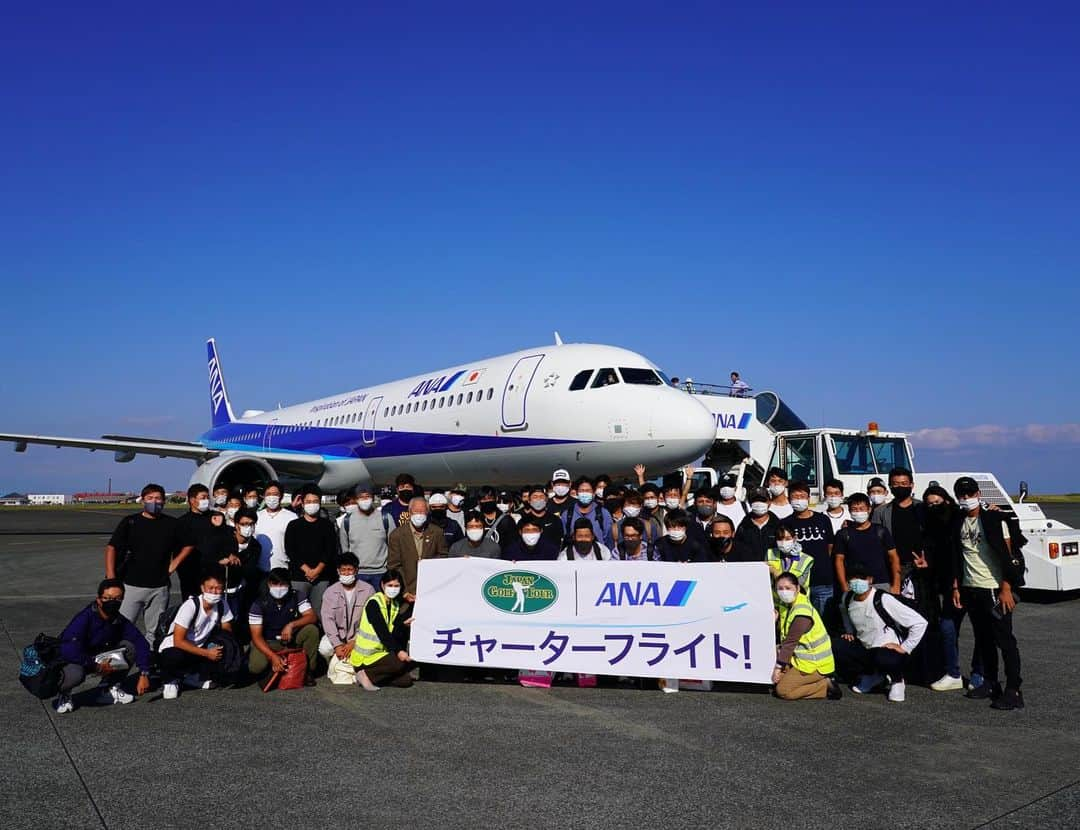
[832,636,907,684]
[962,586,1022,690]
[159,647,214,682]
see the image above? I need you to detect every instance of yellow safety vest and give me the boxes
[778,593,835,676]
[767,548,814,593]
[350,592,399,668]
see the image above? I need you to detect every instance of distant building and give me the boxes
[28,494,67,506]
[0,492,28,506]
[72,492,134,505]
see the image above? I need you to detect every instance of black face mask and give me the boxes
[574,541,593,555]
[430,509,447,525]
[100,599,122,618]
[398,489,414,503]
[480,501,497,515]
[891,487,912,502]
[709,537,733,554]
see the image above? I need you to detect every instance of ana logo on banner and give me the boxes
[482,571,558,614]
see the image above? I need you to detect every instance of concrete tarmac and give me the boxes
[1,507,1079,830]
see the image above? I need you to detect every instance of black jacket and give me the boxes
[950,509,1025,589]
[732,513,782,563]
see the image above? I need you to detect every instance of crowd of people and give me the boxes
[49,463,1026,713]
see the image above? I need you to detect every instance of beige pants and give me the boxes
[776,667,830,700]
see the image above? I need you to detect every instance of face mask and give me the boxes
[777,539,796,553]
[891,487,912,502]
[595,488,606,498]
[197,498,210,512]
[643,498,658,510]
[466,528,485,542]
[870,493,887,506]
[574,541,593,555]
[244,497,259,509]
[226,507,239,520]
[848,578,870,595]
[398,489,414,502]
[577,493,594,506]
[553,484,570,498]
[623,537,641,550]
[144,500,164,515]
[430,508,449,522]
[850,510,870,523]
[790,499,809,512]
[623,506,641,518]
[100,599,122,617]
[710,537,732,553]
[480,501,496,514]
[410,513,427,528]
[522,532,541,547]
[719,486,736,500]
[269,586,289,600]
[768,484,786,498]
[355,498,373,512]
[303,502,321,516]
[239,524,255,538]
[496,502,511,513]
[664,497,681,510]
[449,494,465,507]
[777,589,798,605]
[344,503,360,515]
[826,496,843,509]
[338,573,357,586]
[750,502,769,516]
[384,586,401,599]
[213,495,227,507]
[202,592,223,605]
[959,497,980,511]
[667,529,686,542]
[264,495,281,510]
[530,498,547,512]
[696,504,715,518]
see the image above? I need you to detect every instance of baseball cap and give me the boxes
[720,474,737,488]
[552,468,571,482]
[953,476,979,497]
[428,492,448,506]
[867,477,887,490]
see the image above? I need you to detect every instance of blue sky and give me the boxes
[1,3,1078,494]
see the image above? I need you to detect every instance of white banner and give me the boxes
[410,559,776,684]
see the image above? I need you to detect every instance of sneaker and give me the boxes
[103,685,134,705]
[852,673,885,695]
[199,680,216,691]
[826,678,843,700]
[887,681,906,702]
[931,674,964,692]
[990,688,1025,711]
[965,681,1002,701]
[162,682,179,700]
[53,694,75,714]
[969,671,985,689]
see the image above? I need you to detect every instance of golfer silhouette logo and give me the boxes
[510,579,528,613]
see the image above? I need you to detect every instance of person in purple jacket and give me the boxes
[53,578,152,714]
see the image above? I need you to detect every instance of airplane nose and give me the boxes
[651,392,716,460]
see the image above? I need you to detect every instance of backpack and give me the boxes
[19,633,64,699]
[152,596,201,648]
[995,510,1029,589]
[846,590,921,641]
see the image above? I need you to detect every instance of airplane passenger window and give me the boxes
[467,392,474,404]
[456,393,463,405]
[487,388,493,400]
[569,370,593,391]
[439,397,445,408]
[591,368,619,388]
[619,368,663,385]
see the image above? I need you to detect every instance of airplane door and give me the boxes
[362,396,383,446]
[501,354,545,431]
[263,419,277,450]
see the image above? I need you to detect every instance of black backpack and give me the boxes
[19,633,64,699]
[152,596,201,648]
[846,590,922,641]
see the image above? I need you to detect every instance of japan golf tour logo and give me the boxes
[483,571,558,614]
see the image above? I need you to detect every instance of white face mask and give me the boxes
[667,529,686,542]
[238,524,255,538]
[269,586,289,600]
[959,497,981,511]
[790,498,809,512]
[768,484,786,498]
[777,539,796,553]
[496,502,510,513]
[595,488,605,499]
[449,495,465,507]
[466,528,485,542]
[643,498,658,510]
[226,507,239,520]
[623,506,641,518]
[344,503,360,514]
[410,513,427,528]
[777,589,798,605]
[357,498,374,512]
[826,496,843,509]
[196,498,210,512]
[213,494,227,506]
[719,486,736,500]
[384,586,401,599]
[522,531,541,547]
[750,502,769,516]
[553,484,570,498]
[870,493,887,506]
[264,495,281,510]
[202,592,223,605]
[244,497,259,509]
[664,497,681,510]
[338,573,357,586]
[851,510,870,524]
[303,502,321,516]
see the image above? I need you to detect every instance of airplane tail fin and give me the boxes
[206,338,236,428]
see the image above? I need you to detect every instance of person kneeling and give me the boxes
[53,578,153,714]
[350,570,413,690]
[772,572,842,701]
[248,568,320,686]
[158,567,237,699]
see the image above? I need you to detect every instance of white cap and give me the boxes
[552,468,571,482]
[428,492,448,506]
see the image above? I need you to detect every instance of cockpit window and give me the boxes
[619,368,663,386]
[591,368,619,388]
[569,370,593,391]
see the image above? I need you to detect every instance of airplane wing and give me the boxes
[0,432,215,461]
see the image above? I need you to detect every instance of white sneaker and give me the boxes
[53,694,75,714]
[931,674,964,692]
[199,680,215,691]
[888,681,906,702]
[162,682,179,700]
[852,673,884,694]
[104,685,134,705]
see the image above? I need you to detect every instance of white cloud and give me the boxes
[911,423,1080,450]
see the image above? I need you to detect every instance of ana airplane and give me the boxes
[2,338,716,493]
